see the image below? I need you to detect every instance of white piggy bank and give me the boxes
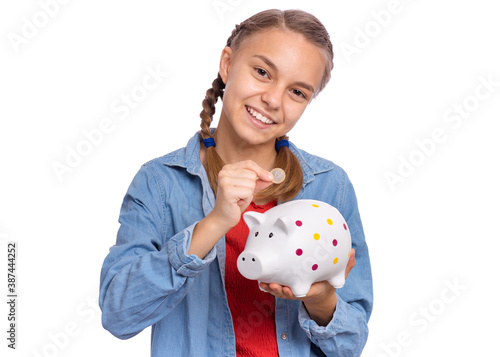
[237,199,352,297]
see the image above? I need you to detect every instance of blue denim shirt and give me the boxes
[99,131,373,357]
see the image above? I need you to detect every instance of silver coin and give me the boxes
[270,168,286,184]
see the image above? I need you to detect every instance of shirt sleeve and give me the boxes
[99,164,216,340]
[298,170,373,356]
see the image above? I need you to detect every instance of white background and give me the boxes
[1,0,499,356]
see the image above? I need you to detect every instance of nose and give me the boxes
[237,252,263,280]
[261,84,283,111]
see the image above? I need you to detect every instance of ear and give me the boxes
[243,211,264,230]
[275,216,295,236]
[219,46,233,85]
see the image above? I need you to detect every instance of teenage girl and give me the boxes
[99,9,373,357]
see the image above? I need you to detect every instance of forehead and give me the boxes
[233,29,325,91]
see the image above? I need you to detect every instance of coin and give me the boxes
[270,168,286,184]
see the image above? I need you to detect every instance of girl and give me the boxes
[99,9,373,357]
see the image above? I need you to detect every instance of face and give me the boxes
[217,29,326,149]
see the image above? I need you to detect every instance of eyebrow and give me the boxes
[252,54,317,94]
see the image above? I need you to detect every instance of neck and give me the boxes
[212,123,278,172]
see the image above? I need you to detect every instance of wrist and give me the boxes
[303,289,337,327]
[189,213,229,258]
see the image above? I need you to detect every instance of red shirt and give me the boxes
[225,200,279,357]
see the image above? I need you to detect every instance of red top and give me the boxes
[225,200,279,357]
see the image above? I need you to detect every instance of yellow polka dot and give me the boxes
[333,258,339,264]
[327,219,333,225]
[312,204,319,208]
[313,233,320,240]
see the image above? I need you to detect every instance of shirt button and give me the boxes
[281,333,288,340]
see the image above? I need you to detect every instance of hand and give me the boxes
[209,160,274,231]
[259,248,356,326]
[189,160,273,259]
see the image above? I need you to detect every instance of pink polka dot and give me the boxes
[343,223,347,230]
[332,239,338,247]
[296,249,303,256]
[312,264,318,271]
[296,220,302,227]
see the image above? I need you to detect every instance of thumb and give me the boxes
[255,178,274,193]
[254,168,274,193]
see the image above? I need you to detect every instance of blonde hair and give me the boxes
[200,9,334,202]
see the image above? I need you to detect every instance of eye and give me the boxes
[255,231,259,237]
[291,89,306,99]
[255,68,269,78]
[268,232,273,238]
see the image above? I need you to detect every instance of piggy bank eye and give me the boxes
[255,232,259,237]
[268,232,273,238]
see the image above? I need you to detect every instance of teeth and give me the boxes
[247,106,273,124]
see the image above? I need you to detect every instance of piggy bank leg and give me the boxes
[289,281,312,298]
[328,274,346,289]
[257,280,267,293]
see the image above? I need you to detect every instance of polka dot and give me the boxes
[327,219,333,225]
[332,239,338,247]
[333,258,339,264]
[313,233,320,240]
[295,220,302,227]
[312,264,318,271]
[296,249,303,256]
[343,223,347,230]
[312,204,319,208]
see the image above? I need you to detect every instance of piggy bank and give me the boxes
[237,199,351,297]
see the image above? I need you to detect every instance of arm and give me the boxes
[99,164,216,339]
[99,160,274,339]
[299,173,373,356]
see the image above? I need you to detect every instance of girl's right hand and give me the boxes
[210,160,274,232]
[189,160,273,259]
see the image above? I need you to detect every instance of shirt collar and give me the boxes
[160,130,334,184]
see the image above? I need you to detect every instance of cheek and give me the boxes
[283,102,308,127]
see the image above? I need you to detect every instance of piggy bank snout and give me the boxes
[237,252,263,280]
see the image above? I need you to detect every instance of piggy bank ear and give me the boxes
[243,211,264,230]
[275,216,295,236]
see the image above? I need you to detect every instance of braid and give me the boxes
[198,22,248,195]
[200,73,225,140]
[199,73,226,194]
[226,23,246,47]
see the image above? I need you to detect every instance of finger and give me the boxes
[345,249,356,279]
[236,160,273,182]
[281,286,295,299]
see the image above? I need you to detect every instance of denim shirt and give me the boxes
[99,131,373,357]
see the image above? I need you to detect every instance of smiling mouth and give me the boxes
[246,106,275,125]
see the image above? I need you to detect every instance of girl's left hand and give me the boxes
[259,248,356,326]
